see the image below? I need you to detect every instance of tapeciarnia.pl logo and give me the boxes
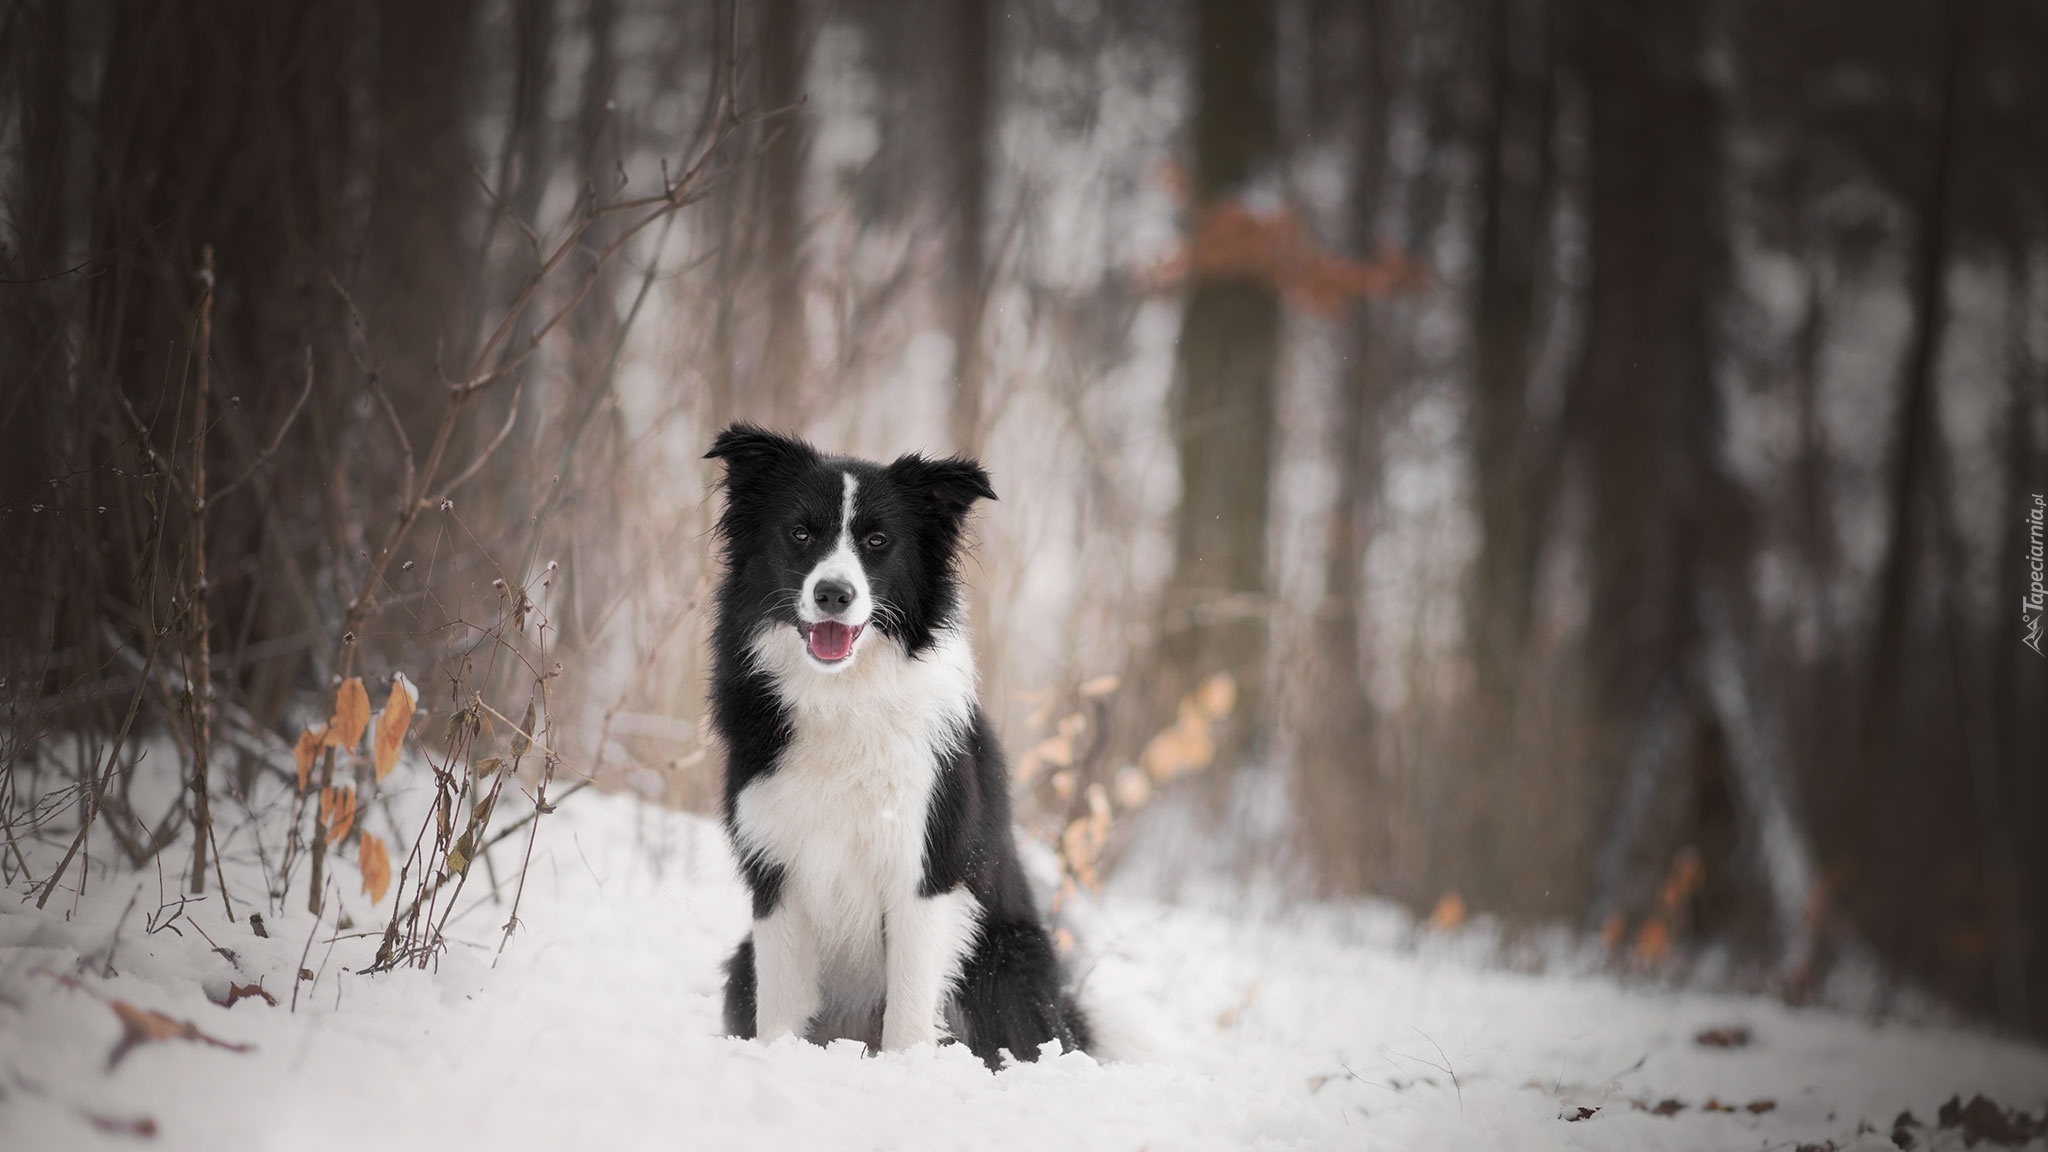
[2026,493,2045,657]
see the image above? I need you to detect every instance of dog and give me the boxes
[705,424,1091,1068]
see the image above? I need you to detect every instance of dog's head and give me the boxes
[706,423,995,671]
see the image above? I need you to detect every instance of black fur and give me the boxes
[706,423,1089,1069]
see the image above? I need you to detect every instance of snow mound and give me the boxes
[3,791,2044,1151]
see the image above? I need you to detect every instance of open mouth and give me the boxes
[796,620,863,663]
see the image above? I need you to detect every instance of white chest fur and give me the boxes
[731,621,983,1045]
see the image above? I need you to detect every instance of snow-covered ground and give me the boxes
[3,790,2044,1151]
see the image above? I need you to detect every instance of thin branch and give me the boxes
[210,346,315,504]
[431,382,523,501]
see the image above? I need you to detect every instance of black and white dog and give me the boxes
[705,424,1090,1068]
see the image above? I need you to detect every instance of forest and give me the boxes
[2,1,2046,1137]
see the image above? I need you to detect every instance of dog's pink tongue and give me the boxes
[807,621,855,661]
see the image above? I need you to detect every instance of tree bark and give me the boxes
[1298,0,1393,894]
[1138,0,1282,777]
[946,0,992,457]
[758,0,808,420]
[1857,0,1966,798]
[1574,0,1750,935]
[1469,0,1553,709]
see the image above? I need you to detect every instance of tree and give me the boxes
[1142,0,1281,774]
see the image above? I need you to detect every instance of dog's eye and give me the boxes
[791,527,810,544]
[864,532,888,550]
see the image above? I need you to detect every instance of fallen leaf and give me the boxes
[360,832,392,904]
[107,1000,252,1070]
[212,982,276,1009]
[1695,1026,1752,1048]
[1566,1107,1599,1122]
[1645,1098,1686,1117]
[85,1112,158,1140]
[328,677,370,751]
[372,672,417,782]
[1428,892,1467,930]
[1938,1094,2045,1147]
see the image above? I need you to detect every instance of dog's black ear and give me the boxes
[705,423,815,484]
[887,452,997,515]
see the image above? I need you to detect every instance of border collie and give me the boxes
[705,424,1090,1068]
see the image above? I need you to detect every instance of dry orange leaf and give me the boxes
[359,831,392,904]
[372,672,418,782]
[1112,764,1152,809]
[320,786,357,845]
[292,726,325,792]
[327,677,370,751]
[1194,672,1238,720]
[1145,198,1425,314]
[1429,891,1467,930]
[1631,918,1672,966]
[1600,910,1627,952]
[1077,674,1121,698]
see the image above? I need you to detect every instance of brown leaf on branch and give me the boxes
[1144,193,1426,314]
[319,786,356,845]
[107,1000,252,1070]
[509,700,537,761]
[360,831,392,904]
[1077,674,1120,698]
[373,672,417,782]
[327,677,370,751]
[1139,673,1238,783]
[293,726,325,791]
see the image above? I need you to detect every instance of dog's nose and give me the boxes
[813,579,855,614]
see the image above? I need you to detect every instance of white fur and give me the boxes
[733,603,985,1050]
[796,473,874,673]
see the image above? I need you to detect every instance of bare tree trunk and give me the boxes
[1575,0,1752,936]
[1469,0,1553,710]
[1465,0,1556,905]
[758,0,807,420]
[946,0,991,456]
[0,0,68,519]
[1299,0,1393,894]
[1857,0,1967,807]
[1141,0,1280,776]
[364,0,479,419]
[1993,246,2043,1030]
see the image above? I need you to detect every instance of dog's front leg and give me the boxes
[753,904,821,1041]
[882,887,981,1051]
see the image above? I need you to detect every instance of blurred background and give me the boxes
[2,0,2044,1040]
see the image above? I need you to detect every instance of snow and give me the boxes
[4,790,2045,1151]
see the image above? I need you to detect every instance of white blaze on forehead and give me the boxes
[839,471,858,546]
[797,471,872,630]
